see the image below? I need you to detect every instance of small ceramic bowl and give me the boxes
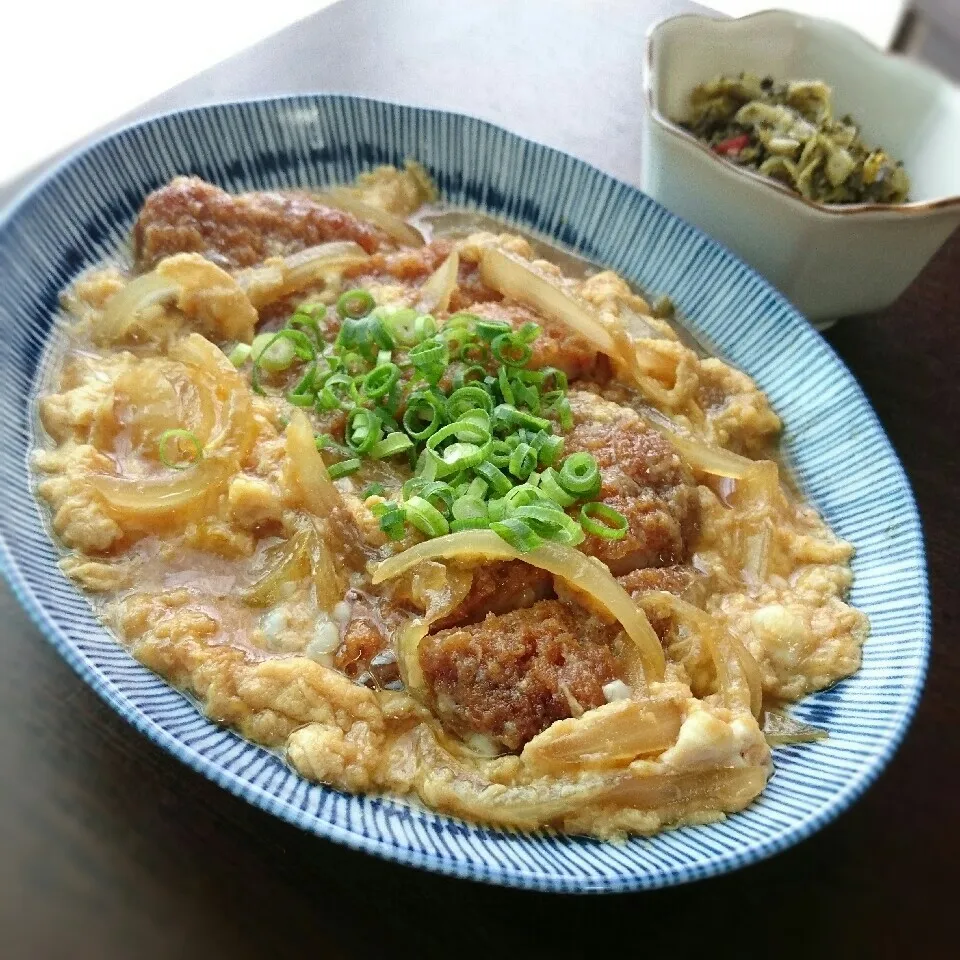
[642,9,960,327]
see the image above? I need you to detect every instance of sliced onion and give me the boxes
[316,188,425,247]
[97,256,258,345]
[89,457,232,522]
[241,529,313,607]
[393,560,474,696]
[416,250,459,313]
[742,519,772,585]
[156,256,258,343]
[96,273,179,344]
[521,698,682,774]
[762,709,828,746]
[285,410,342,516]
[639,591,762,717]
[113,362,218,453]
[373,530,665,681]
[169,334,256,459]
[620,302,667,342]
[308,520,345,613]
[479,247,617,354]
[416,729,766,830]
[237,241,369,308]
[649,422,758,479]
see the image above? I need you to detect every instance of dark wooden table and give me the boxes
[2,2,956,956]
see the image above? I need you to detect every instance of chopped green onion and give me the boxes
[496,366,515,405]
[336,288,375,320]
[405,496,450,537]
[512,504,585,547]
[446,385,493,419]
[369,432,414,459]
[409,338,448,385]
[346,408,384,454]
[252,331,296,371]
[489,439,513,468]
[452,364,488,390]
[490,517,542,552]
[437,441,486,473]
[536,433,565,466]
[415,314,438,341]
[451,495,488,523]
[580,502,629,540]
[516,322,542,344]
[559,452,601,496]
[288,363,318,398]
[476,319,512,342]
[287,311,324,344]
[465,476,489,501]
[502,482,550,509]
[415,448,439,482]
[251,329,316,394]
[157,429,203,470]
[486,497,508,521]
[318,372,360,411]
[538,467,577,507]
[508,442,537,480]
[328,458,361,479]
[403,391,446,440]
[228,343,252,367]
[418,481,456,513]
[492,332,533,367]
[363,482,386,499]
[374,502,407,540]
[425,419,490,450]
[450,517,491,532]
[511,379,540,413]
[543,390,573,430]
[459,342,489,364]
[475,461,513,496]
[361,362,400,399]
[493,403,551,433]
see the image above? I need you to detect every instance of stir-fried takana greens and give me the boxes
[678,73,910,205]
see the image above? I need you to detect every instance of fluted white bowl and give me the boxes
[643,9,960,326]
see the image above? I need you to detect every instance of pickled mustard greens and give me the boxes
[678,73,910,204]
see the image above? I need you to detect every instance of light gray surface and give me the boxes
[0,0,705,211]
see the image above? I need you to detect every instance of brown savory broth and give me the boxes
[32,164,867,838]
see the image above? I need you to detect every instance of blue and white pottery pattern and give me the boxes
[0,96,929,892]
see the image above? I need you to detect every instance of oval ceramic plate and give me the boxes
[0,96,929,892]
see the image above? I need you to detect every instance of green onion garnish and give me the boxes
[580,502,629,540]
[475,461,513,496]
[233,284,621,553]
[490,517,542,552]
[346,408,383,455]
[337,288,376,319]
[492,332,533,367]
[405,496,450,537]
[360,362,400,399]
[228,343,252,367]
[370,432,414,459]
[538,467,578,507]
[158,429,203,470]
[508,442,537,480]
[328,458,361,479]
[558,452,601,496]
